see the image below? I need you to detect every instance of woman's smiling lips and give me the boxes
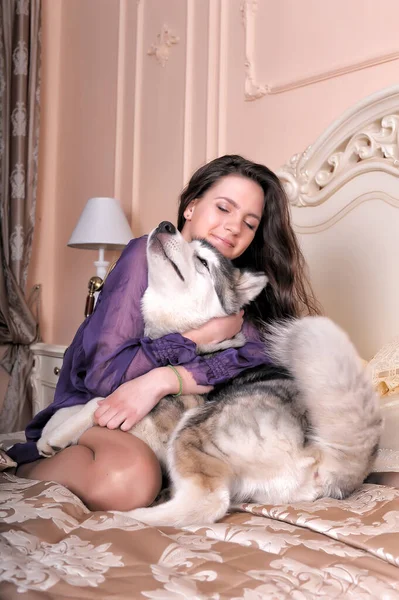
[210,234,234,248]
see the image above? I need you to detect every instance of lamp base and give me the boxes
[94,259,109,280]
[85,276,104,317]
[94,248,109,279]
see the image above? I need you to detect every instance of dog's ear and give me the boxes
[235,269,268,306]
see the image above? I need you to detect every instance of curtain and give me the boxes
[0,0,41,432]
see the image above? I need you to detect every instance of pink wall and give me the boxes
[29,0,123,343]
[29,0,399,346]
[224,0,399,169]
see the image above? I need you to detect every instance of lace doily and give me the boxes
[368,336,399,395]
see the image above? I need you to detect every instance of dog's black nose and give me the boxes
[157,221,176,234]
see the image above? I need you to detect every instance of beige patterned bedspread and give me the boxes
[1,473,399,599]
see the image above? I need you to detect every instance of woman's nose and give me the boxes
[224,217,240,235]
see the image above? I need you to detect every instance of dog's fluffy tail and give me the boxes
[265,316,382,498]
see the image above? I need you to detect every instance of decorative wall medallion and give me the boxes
[147,25,180,67]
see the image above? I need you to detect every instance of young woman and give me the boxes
[11,155,319,511]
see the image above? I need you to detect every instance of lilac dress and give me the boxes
[9,235,269,465]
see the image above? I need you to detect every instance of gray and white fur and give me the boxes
[37,221,382,527]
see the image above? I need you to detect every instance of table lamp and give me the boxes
[68,196,133,279]
[68,197,133,316]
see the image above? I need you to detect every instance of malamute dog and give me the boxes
[37,221,382,527]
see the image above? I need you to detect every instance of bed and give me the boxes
[2,85,399,598]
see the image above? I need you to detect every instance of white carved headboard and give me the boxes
[277,85,399,360]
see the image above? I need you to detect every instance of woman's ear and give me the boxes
[184,200,196,221]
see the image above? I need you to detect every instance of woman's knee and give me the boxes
[90,456,162,512]
[17,428,163,512]
[81,429,163,511]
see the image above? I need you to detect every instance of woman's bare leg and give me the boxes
[16,426,162,511]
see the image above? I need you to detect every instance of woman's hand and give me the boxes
[94,366,212,431]
[184,310,244,347]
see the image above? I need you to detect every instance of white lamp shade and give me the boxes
[68,197,133,250]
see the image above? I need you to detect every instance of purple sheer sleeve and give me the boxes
[9,236,269,466]
[62,236,269,399]
[182,319,269,386]
[11,235,198,463]
[95,253,267,387]
[80,236,197,397]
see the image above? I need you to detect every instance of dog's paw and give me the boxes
[36,434,69,457]
[199,333,246,353]
[36,437,58,458]
[225,332,246,348]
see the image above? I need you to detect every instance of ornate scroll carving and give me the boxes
[277,87,399,207]
[277,147,313,207]
[315,115,399,189]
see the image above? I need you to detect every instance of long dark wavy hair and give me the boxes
[177,154,320,325]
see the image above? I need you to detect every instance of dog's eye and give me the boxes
[197,256,209,270]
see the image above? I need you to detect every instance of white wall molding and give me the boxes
[147,24,179,67]
[205,0,228,160]
[206,0,221,160]
[131,0,144,225]
[217,0,228,157]
[182,0,195,184]
[241,0,399,101]
[113,0,128,201]
[241,0,268,101]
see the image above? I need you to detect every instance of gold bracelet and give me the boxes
[167,364,183,397]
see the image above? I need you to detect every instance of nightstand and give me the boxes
[30,343,67,415]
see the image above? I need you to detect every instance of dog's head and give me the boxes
[142,221,267,339]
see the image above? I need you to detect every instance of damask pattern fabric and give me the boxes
[0,0,42,432]
[1,473,399,598]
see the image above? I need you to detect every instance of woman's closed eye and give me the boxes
[217,205,256,230]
